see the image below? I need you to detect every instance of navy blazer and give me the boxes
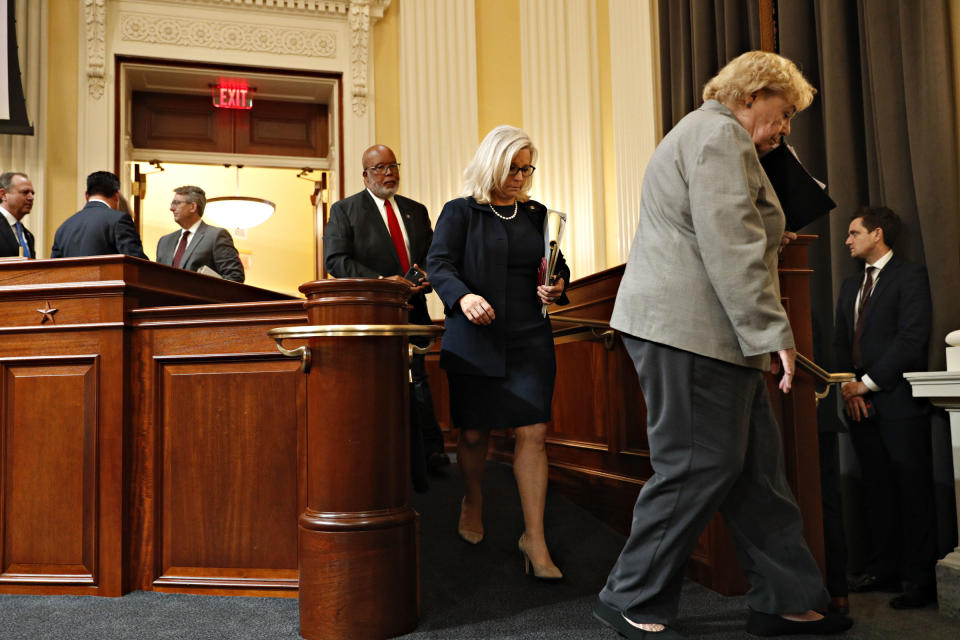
[834,254,931,419]
[0,218,35,258]
[51,201,148,259]
[427,197,569,377]
[323,190,433,325]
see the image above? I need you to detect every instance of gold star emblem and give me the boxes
[37,301,58,324]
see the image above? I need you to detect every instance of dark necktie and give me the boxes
[852,266,876,369]
[384,200,410,274]
[172,230,190,268]
[14,221,30,258]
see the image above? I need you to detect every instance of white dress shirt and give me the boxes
[366,188,411,267]
[856,249,893,392]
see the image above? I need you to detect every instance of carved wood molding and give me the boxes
[85,0,106,99]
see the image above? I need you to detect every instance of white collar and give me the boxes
[866,249,893,272]
[0,205,18,227]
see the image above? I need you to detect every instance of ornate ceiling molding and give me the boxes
[119,13,337,58]
[85,0,106,99]
[170,0,390,19]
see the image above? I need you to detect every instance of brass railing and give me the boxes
[268,324,444,373]
[549,315,856,403]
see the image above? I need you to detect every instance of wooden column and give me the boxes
[291,279,420,640]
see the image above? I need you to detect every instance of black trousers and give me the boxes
[409,353,445,492]
[849,413,937,587]
[818,430,849,597]
[600,337,828,624]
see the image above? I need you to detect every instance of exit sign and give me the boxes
[212,81,253,110]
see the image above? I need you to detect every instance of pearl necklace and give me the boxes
[488,200,518,220]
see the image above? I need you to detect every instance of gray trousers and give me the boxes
[600,336,828,624]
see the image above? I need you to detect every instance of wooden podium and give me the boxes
[0,256,300,597]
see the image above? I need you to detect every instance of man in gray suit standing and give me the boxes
[156,185,244,282]
[593,52,851,638]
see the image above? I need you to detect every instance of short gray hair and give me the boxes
[461,125,538,204]
[174,185,206,216]
[0,172,29,191]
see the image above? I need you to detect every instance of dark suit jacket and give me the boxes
[0,217,35,258]
[156,220,245,283]
[834,254,931,419]
[323,190,433,325]
[426,197,570,377]
[50,201,148,259]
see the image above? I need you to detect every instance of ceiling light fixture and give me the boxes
[204,165,275,229]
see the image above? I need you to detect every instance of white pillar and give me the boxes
[905,329,960,620]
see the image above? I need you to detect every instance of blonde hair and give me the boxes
[461,125,538,203]
[703,51,816,112]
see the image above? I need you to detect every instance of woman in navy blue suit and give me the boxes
[427,126,569,580]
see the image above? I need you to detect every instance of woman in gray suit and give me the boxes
[593,52,853,638]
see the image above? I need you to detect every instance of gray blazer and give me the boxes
[610,100,793,371]
[156,220,245,283]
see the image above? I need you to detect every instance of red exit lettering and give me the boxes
[212,83,253,110]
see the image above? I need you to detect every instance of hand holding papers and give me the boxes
[540,209,567,317]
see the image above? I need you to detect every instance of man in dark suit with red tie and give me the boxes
[835,206,937,609]
[0,172,36,258]
[323,145,449,489]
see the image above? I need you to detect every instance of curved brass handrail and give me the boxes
[795,353,855,384]
[549,314,617,350]
[268,324,444,373]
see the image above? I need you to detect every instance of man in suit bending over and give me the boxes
[0,172,36,258]
[156,185,244,282]
[837,206,936,609]
[51,171,148,259]
[323,144,449,488]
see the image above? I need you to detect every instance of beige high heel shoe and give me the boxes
[458,498,484,544]
[518,533,563,581]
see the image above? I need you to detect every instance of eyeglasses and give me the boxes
[364,163,401,175]
[508,165,536,177]
[171,199,189,207]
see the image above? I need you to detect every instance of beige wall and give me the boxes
[373,0,624,271]
[44,0,79,253]
[373,2,402,159]
[475,0,523,138]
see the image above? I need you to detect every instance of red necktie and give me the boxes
[172,230,190,268]
[852,266,876,369]
[384,200,410,274]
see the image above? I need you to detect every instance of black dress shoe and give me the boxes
[427,452,451,474]
[848,573,899,593]
[592,599,686,639]
[889,584,936,609]
[745,610,853,636]
[827,596,849,616]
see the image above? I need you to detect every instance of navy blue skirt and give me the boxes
[447,337,556,431]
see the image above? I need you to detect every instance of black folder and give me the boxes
[760,143,836,231]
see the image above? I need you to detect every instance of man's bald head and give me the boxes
[361,145,400,199]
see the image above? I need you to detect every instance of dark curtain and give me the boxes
[657,0,960,571]
[779,0,960,567]
[780,0,960,373]
[658,0,764,132]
